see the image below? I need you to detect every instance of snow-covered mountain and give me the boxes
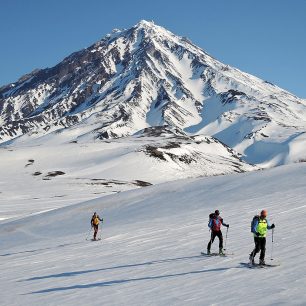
[1,20,306,167]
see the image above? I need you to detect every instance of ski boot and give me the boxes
[249,254,255,265]
[259,259,265,266]
[207,249,211,255]
[219,248,225,255]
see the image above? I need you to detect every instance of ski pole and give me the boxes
[207,229,214,253]
[85,227,92,241]
[271,228,274,260]
[224,227,229,250]
[99,223,103,240]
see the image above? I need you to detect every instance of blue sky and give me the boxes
[1,0,305,97]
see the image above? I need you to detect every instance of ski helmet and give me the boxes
[215,210,220,215]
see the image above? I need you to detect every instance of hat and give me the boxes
[215,210,220,215]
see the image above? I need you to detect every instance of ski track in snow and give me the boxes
[1,163,306,305]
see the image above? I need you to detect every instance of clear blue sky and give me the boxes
[1,0,305,98]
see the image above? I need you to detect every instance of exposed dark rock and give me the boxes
[145,146,166,161]
[25,159,35,167]
[134,180,152,187]
[45,171,66,177]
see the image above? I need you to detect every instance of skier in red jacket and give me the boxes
[207,210,229,255]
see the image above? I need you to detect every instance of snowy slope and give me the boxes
[1,163,306,305]
[1,20,306,166]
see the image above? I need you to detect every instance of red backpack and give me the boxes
[209,213,222,231]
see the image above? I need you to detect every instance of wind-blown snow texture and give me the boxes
[1,163,306,305]
[1,20,306,167]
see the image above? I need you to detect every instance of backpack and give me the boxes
[209,213,222,231]
[251,215,259,233]
[92,216,99,226]
[208,213,215,222]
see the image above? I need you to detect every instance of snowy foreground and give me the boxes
[1,163,306,305]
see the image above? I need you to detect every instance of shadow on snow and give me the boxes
[29,266,231,294]
[0,242,82,257]
[22,255,204,282]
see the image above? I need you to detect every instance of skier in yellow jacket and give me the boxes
[249,209,275,265]
[91,212,103,241]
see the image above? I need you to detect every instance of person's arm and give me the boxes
[99,216,103,222]
[208,219,212,229]
[267,219,275,230]
[252,219,259,234]
[221,218,229,228]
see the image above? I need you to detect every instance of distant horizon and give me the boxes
[1,0,305,98]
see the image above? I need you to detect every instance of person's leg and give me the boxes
[207,231,216,253]
[250,237,260,261]
[217,231,224,251]
[93,225,98,240]
[259,238,266,264]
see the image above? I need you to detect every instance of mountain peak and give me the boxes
[0,21,306,167]
[132,19,171,39]
[135,19,156,28]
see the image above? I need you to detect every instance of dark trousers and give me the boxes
[207,230,223,251]
[250,237,266,260]
[93,225,99,239]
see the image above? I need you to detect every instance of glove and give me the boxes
[255,232,260,237]
[271,224,275,229]
[226,224,229,228]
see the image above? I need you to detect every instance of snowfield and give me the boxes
[1,162,306,305]
[0,129,255,221]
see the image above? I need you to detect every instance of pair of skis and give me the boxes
[200,252,233,257]
[200,252,280,268]
[90,238,102,242]
[240,262,280,269]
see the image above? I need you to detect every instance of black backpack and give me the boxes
[251,215,259,233]
[208,213,215,222]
